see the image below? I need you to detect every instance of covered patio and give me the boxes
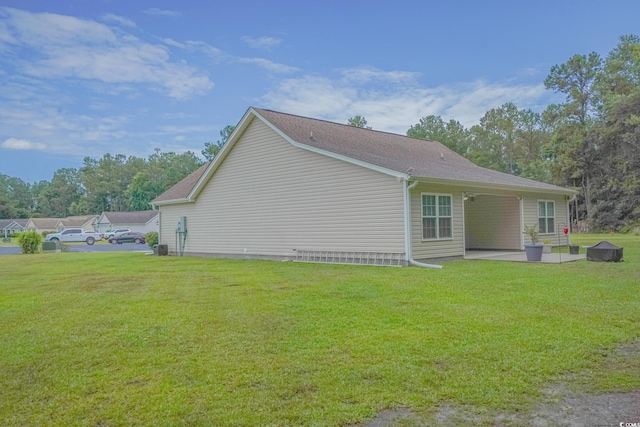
[464,250,586,263]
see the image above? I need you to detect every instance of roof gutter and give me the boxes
[403,178,443,269]
[252,108,409,181]
[150,198,192,208]
[412,177,577,196]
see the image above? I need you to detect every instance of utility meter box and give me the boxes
[177,216,187,233]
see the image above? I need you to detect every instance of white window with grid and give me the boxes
[538,200,555,234]
[422,194,453,240]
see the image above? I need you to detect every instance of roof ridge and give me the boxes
[252,107,438,144]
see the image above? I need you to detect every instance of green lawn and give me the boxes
[1,234,638,426]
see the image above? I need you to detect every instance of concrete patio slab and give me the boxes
[464,250,586,263]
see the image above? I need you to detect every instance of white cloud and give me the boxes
[241,36,282,50]
[340,67,420,84]
[236,57,299,74]
[262,72,552,133]
[102,13,136,28]
[0,102,132,154]
[2,7,116,46]
[1,138,46,150]
[0,20,17,45]
[159,125,215,133]
[184,40,226,59]
[175,39,298,74]
[163,37,186,49]
[142,8,182,17]
[0,7,213,99]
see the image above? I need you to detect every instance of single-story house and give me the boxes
[0,219,27,237]
[60,215,98,231]
[152,107,576,265]
[24,218,63,234]
[94,210,159,234]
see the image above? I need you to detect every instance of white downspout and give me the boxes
[404,179,443,269]
[519,196,525,249]
[461,191,466,258]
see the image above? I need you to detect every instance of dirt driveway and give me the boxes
[362,341,640,427]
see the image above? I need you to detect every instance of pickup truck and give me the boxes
[45,228,99,245]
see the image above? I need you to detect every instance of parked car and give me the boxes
[104,228,131,239]
[46,228,98,245]
[109,232,146,244]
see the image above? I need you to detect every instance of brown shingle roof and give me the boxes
[102,210,158,225]
[0,219,15,229]
[61,215,97,227]
[152,163,210,203]
[153,107,573,204]
[1,218,28,228]
[28,218,61,229]
[254,108,571,193]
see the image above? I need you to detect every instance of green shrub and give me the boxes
[620,222,640,236]
[523,224,539,244]
[16,231,43,254]
[145,231,158,247]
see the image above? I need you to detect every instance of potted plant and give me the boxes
[543,239,552,254]
[523,224,544,261]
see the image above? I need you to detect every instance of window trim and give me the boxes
[421,192,454,241]
[537,199,555,235]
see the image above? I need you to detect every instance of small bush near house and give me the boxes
[145,231,158,247]
[16,231,43,254]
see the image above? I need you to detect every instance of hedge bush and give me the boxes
[145,231,158,247]
[17,231,43,254]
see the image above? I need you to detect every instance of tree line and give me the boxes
[0,127,236,219]
[350,35,640,232]
[2,35,639,231]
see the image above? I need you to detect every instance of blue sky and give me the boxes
[1,1,639,183]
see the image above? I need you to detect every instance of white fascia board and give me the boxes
[289,139,409,180]
[187,108,257,201]
[252,109,409,180]
[186,106,410,203]
[145,213,160,225]
[151,198,192,207]
[96,212,108,224]
[414,177,577,196]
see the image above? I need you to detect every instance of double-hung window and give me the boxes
[538,200,555,234]
[422,194,452,239]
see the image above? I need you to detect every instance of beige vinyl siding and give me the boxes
[159,118,405,257]
[411,183,465,259]
[523,194,569,246]
[158,204,187,249]
[464,195,521,250]
[411,185,569,257]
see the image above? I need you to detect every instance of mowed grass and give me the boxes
[1,235,638,426]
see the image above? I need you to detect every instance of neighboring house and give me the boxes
[60,215,98,231]
[152,107,575,265]
[94,211,159,234]
[25,218,62,234]
[0,219,27,237]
